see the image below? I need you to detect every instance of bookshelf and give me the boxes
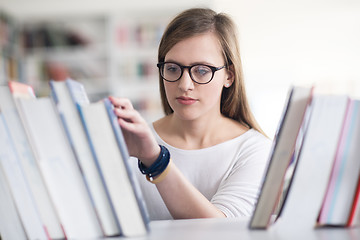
[1,9,181,122]
[20,16,109,100]
[107,12,173,122]
[0,10,22,85]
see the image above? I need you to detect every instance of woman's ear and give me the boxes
[224,64,235,88]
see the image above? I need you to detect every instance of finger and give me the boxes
[117,117,141,133]
[114,107,144,124]
[108,96,134,110]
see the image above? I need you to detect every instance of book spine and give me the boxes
[104,98,150,228]
[54,80,120,236]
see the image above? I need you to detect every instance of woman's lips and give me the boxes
[176,96,197,105]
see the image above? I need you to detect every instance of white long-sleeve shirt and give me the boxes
[131,126,272,220]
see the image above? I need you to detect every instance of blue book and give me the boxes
[50,79,120,237]
[78,98,149,237]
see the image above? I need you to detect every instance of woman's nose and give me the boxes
[178,69,195,91]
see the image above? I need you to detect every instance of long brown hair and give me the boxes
[158,8,265,135]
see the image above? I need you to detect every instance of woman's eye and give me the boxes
[195,66,211,76]
[165,65,179,73]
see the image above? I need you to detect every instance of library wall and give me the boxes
[214,0,360,137]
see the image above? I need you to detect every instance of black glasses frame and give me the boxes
[157,62,227,84]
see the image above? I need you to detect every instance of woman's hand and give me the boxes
[108,96,160,166]
[109,96,226,219]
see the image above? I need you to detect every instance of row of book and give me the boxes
[22,24,90,51]
[24,55,108,97]
[250,86,360,229]
[0,79,149,240]
[20,16,107,53]
[115,21,165,48]
[118,58,158,80]
[0,9,23,86]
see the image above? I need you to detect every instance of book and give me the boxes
[0,141,27,240]
[8,80,36,98]
[0,107,48,240]
[347,106,360,227]
[274,94,350,229]
[16,97,103,239]
[274,93,313,220]
[6,81,65,239]
[348,175,360,226]
[318,99,360,226]
[78,98,149,237]
[249,86,313,229]
[50,79,120,236]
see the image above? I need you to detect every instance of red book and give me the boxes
[347,176,360,227]
[8,81,36,98]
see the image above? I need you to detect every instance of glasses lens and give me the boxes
[162,63,181,81]
[191,65,213,83]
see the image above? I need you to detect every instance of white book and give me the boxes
[50,79,120,236]
[274,94,349,229]
[0,148,27,240]
[250,86,313,229]
[16,97,103,239]
[0,111,47,240]
[319,99,360,225]
[4,81,65,239]
[78,98,149,237]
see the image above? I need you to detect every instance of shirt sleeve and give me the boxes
[211,134,271,217]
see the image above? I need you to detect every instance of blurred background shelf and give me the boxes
[1,0,360,136]
[0,1,204,123]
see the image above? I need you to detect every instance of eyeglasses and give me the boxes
[157,62,226,84]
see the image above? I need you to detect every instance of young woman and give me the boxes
[109,8,271,220]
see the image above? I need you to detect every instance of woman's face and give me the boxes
[163,32,233,121]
